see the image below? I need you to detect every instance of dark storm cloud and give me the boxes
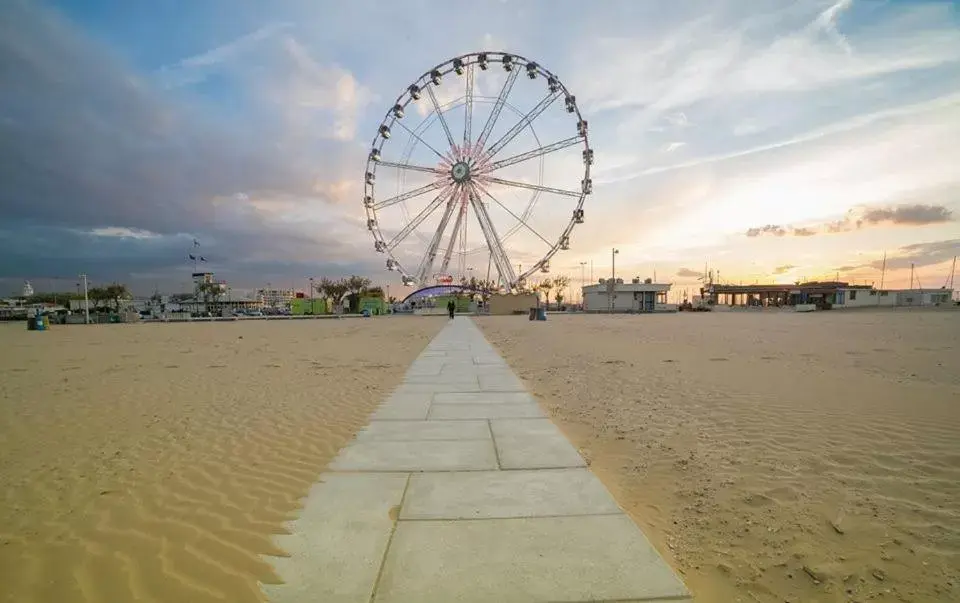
[0,1,375,288]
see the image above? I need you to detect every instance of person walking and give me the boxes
[447,298,456,319]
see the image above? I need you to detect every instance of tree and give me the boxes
[344,275,372,312]
[326,279,350,313]
[90,283,131,312]
[196,281,223,304]
[537,279,554,306]
[366,285,385,298]
[314,277,334,302]
[553,275,571,306]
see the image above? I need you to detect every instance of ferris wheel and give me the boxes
[363,52,593,289]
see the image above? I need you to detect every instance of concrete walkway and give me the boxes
[261,318,691,603]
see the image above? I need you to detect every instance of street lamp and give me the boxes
[610,248,619,313]
[579,261,587,306]
[79,273,90,324]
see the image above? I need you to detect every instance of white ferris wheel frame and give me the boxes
[362,51,593,289]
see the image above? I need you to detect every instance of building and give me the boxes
[835,287,953,308]
[703,281,954,309]
[582,278,674,313]
[258,288,296,309]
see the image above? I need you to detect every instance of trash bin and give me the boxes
[536,307,547,321]
[362,308,371,317]
[528,307,537,321]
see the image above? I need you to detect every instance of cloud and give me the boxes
[87,227,162,240]
[860,204,953,225]
[745,203,955,237]
[869,239,959,271]
[746,224,787,237]
[676,267,703,278]
[832,239,958,275]
[773,264,796,275]
[156,22,293,89]
[0,1,379,290]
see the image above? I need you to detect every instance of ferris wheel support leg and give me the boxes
[468,184,516,286]
[414,192,459,284]
[439,194,467,275]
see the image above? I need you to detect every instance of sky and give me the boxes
[1,0,958,297]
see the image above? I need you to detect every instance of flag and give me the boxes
[189,254,196,260]
[193,239,200,248]
[199,256,207,262]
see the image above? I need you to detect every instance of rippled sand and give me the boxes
[0,318,442,603]
[478,309,960,603]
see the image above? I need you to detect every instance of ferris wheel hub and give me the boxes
[450,161,471,183]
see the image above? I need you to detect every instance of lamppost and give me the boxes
[579,261,587,305]
[610,248,619,313]
[309,277,315,312]
[79,273,90,324]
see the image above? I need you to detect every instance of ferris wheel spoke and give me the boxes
[394,119,447,161]
[480,91,561,162]
[463,64,475,152]
[386,186,455,251]
[475,68,520,153]
[467,183,516,286]
[480,176,581,198]
[376,160,445,175]
[425,85,457,151]
[373,180,447,210]
[415,186,460,283]
[479,135,583,174]
[471,181,554,248]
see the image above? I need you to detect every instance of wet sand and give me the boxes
[478,309,960,603]
[0,318,443,603]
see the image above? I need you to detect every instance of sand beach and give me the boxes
[0,318,443,603]
[478,308,960,603]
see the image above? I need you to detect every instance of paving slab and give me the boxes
[401,468,622,520]
[391,382,479,394]
[358,420,491,441]
[478,373,527,391]
[331,439,498,472]
[492,419,587,469]
[403,373,480,386]
[429,402,545,420]
[260,473,407,603]
[433,392,535,405]
[375,515,689,603]
[369,395,432,421]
